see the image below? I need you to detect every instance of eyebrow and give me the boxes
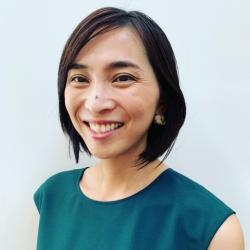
[68,60,141,72]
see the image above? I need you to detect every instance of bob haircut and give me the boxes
[58,7,186,169]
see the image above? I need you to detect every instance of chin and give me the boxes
[90,147,130,160]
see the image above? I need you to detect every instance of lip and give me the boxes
[85,120,124,125]
[84,122,124,140]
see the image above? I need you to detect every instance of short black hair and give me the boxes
[58,7,186,169]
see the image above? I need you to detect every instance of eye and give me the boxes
[70,76,89,84]
[114,74,136,83]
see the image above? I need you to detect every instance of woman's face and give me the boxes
[65,26,160,160]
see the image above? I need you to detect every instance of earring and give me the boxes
[154,114,166,125]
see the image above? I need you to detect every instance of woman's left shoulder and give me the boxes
[169,169,234,211]
[208,214,245,250]
[169,169,244,249]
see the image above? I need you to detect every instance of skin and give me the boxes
[208,214,245,249]
[64,26,245,249]
[65,26,168,200]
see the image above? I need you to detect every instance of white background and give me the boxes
[1,0,249,249]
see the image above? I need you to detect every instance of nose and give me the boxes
[85,84,116,114]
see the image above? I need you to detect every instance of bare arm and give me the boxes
[208,214,245,250]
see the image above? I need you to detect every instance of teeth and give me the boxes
[89,122,123,133]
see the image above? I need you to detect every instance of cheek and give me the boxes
[64,87,77,115]
[64,89,83,133]
[128,88,159,118]
[126,95,157,126]
[64,87,71,111]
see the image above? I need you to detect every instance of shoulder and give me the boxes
[208,214,245,250]
[33,167,84,213]
[167,169,233,210]
[163,169,239,248]
[35,168,83,193]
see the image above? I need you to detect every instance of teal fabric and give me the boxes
[34,167,235,250]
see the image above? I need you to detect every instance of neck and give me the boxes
[88,158,167,198]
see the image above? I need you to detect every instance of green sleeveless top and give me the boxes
[34,167,235,250]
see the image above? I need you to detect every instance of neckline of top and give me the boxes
[76,166,173,206]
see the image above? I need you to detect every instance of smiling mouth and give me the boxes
[83,121,124,134]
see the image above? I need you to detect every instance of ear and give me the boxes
[156,101,167,114]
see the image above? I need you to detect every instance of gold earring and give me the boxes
[154,114,166,125]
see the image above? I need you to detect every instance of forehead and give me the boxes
[74,26,148,67]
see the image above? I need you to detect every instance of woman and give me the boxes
[34,7,244,250]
